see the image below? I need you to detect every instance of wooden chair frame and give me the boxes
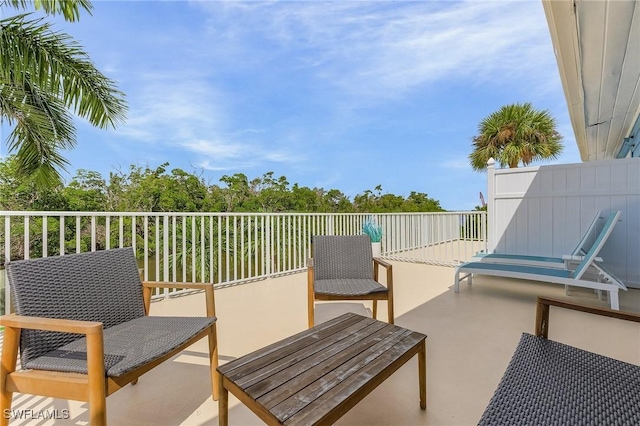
[307,257,394,328]
[0,281,219,426]
[535,296,640,337]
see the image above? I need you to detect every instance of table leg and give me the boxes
[418,339,427,410]
[219,374,229,426]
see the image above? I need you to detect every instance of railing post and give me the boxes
[42,215,48,257]
[265,215,272,277]
[143,215,149,282]
[487,158,496,253]
[163,215,170,299]
[24,216,29,259]
[3,215,10,314]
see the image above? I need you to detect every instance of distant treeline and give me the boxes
[0,157,445,213]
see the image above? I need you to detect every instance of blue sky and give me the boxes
[2,0,582,210]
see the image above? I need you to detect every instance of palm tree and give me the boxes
[0,0,127,186]
[469,103,563,170]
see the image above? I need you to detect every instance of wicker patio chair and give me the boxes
[0,248,219,426]
[479,297,640,425]
[307,235,394,328]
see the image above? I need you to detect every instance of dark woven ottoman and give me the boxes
[479,333,640,426]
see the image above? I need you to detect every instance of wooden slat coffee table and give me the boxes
[217,313,427,425]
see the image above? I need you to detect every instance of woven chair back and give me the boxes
[313,235,373,280]
[6,248,146,366]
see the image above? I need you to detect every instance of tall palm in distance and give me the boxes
[470,103,563,170]
[0,0,127,186]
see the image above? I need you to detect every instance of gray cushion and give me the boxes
[479,333,640,425]
[315,279,387,296]
[23,316,216,377]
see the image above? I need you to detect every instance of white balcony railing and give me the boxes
[0,211,486,314]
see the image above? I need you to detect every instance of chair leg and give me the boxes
[87,333,107,426]
[209,324,220,401]
[88,391,107,426]
[307,266,315,328]
[387,296,394,325]
[308,294,315,329]
[418,339,427,410]
[0,327,20,426]
[218,373,228,426]
[372,300,378,320]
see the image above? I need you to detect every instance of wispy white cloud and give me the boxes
[112,69,307,170]
[195,1,557,102]
[442,158,472,170]
[181,139,246,159]
[117,73,224,141]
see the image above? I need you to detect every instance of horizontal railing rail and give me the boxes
[0,211,486,315]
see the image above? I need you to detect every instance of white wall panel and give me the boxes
[539,196,554,251]
[627,195,640,285]
[527,197,541,254]
[489,157,640,287]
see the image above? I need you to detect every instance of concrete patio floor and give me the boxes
[3,260,640,425]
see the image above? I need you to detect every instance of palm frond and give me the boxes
[470,102,563,170]
[1,76,76,184]
[2,0,93,22]
[0,15,127,129]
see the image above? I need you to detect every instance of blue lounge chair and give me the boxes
[472,211,624,287]
[473,210,605,268]
[454,211,625,310]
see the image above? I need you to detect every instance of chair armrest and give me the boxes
[373,258,392,268]
[0,314,103,335]
[373,258,393,290]
[141,281,216,317]
[535,297,640,338]
[142,281,214,290]
[0,314,106,385]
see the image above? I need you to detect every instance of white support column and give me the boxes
[487,158,496,253]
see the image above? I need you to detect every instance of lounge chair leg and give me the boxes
[0,326,19,426]
[372,300,378,319]
[609,291,620,310]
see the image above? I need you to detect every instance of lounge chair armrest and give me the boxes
[0,314,103,335]
[535,296,640,338]
[141,281,216,317]
[562,254,603,263]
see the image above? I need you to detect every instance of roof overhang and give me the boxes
[542,0,640,161]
